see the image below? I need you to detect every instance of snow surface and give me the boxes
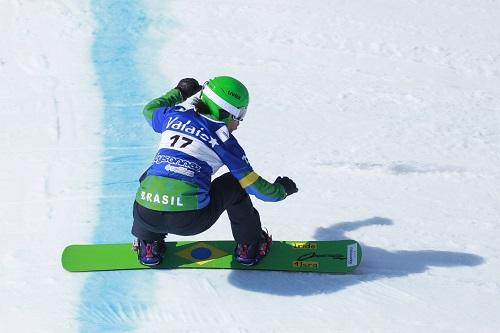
[1,0,500,332]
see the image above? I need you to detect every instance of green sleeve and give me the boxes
[251,176,287,201]
[143,88,184,121]
[238,171,287,202]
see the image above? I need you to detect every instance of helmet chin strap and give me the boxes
[200,81,208,98]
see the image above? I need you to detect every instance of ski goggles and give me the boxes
[231,106,247,122]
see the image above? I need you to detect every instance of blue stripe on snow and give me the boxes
[79,1,157,331]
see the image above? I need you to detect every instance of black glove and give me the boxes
[175,78,202,101]
[274,176,298,197]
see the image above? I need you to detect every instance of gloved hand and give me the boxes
[175,78,202,101]
[274,176,298,197]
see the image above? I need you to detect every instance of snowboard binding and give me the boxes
[133,239,166,266]
[234,229,272,266]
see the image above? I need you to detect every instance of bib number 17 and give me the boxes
[169,135,193,148]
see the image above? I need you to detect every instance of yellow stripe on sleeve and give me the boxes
[239,171,260,188]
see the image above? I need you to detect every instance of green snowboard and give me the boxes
[62,240,362,273]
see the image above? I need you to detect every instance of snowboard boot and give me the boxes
[234,229,272,266]
[133,239,166,266]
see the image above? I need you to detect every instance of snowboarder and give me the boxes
[132,76,298,266]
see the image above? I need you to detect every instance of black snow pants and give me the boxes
[131,172,262,244]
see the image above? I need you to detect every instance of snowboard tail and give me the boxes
[62,240,362,273]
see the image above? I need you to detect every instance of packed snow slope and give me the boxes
[1,0,499,332]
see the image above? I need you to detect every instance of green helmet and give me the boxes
[200,76,249,123]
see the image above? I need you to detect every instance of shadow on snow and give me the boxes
[228,217,484,296]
